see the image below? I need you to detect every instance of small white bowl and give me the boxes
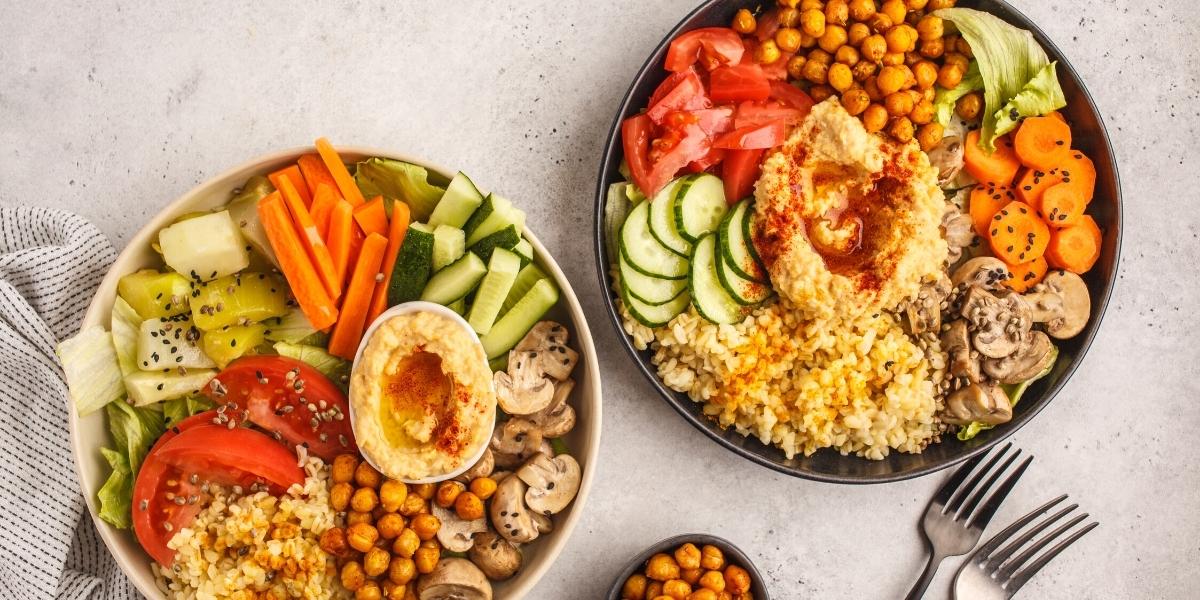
[349,301,497,485]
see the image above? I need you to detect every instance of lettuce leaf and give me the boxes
[957,347,1058,441]
[354,158,447,222]
[162,395,215,428]
[106,400,165,474]
[56,326,125,416]
[110,297,142,377]
[96,448,133,529]
[934,7,1066,151]
[273,342,351,392]
[933,62,983,128]
[263,308,320,345]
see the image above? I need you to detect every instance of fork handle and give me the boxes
[904,550,946,600]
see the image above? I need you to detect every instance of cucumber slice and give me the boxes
[432,225,466,271]
[466,195,526,247]
[501,263,547,315]
[420,252,487,305]
[124,369,217,406]
[620,280,690,328]
[673,174,728,243]
[647,178,690,257]
[619,202,688,280]
[689,233,746,324]
[428,172,485,229]
[718,200,768,283]
[619,250,687,305]
[481,278,559,359]
[463,193,499,239]
[467,248,522,335]
[513,239,533,268]
[387,223,435,305]
[448,298,467,315]
[469,225,521,262]
[604,183,633,264]
[715,235,773,305]
[744,205,767,271]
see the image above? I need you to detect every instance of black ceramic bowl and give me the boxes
[593,0,1121,483]
[606,534,771,600]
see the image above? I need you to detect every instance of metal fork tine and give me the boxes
[1004,521,1099,593]
[971,495,1068,563]
[996,512,1089,581]
[986,504,1078,571]
[946,443,1014,516]
[935,444,999,506]
[958,449,1020,522]
[966,454,1033,530]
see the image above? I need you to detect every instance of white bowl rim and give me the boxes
[68,145,603,599]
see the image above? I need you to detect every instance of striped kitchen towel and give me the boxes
[0,206,139,599]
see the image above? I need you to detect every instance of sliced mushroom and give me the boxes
[417,558,493,600]
[432,501,488,553]
[490,418,543,457]
[531,511,554,535]
[513,321,578,381]
[906,276,951,335]
[455,448,495,484]
[493,352,556,415]
[1023,270,1091,339]
[940,319,982,384]
[517,452,582,517]
[490,473,538,543]
[983,331,1055,384]
[952,257,1011,290]
[927,130,965,186]
[942,206,975,265]
[942,383,1012,426]
[492,431,551,471]
[960,287,1031,359]
[469,531,522,581]
[529,378,577,438]
[489,470,513,483]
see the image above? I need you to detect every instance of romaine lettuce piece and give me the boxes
[933,62,983,128]
[96,448,133,529]
[273,342,350,391]
[56,326,125,416]
[263,308,320,344]
[111,297,142,377]
[354,158,447,222]
[106,400,164,475]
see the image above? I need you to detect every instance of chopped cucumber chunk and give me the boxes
[387,223,435,305]
[432,225,466,271]
[421,253,487,305]
[158,210,249,282]
[448,298,467,315]
[201,323,266,368]
[117,270,192,320]
[137,316,214,370]
[465,195,525,246]
[501,263,547,315]
[190,273,288,331]
[481,278,559,359]
[428,172,485,229]
[513,239,533,268]
[467,248,522,335]
[124,369,216,406]
[469,225,521,263]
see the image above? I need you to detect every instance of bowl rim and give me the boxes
[603,533,772,600]
[590,0,1122,484]
[69,145,603,598]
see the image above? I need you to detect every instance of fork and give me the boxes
[904,443,1032,600]
[953,495,1098,599]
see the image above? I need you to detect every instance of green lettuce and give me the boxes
[110,297,142,377]
[96,448,133,529]
[354,158,447,222]
[263,307,321,345]
[934,62,983,127]
[162,395,215,428]
[934,7,1066,151]
[273,342,351,392]
[958,347,1058,441]
[56,326,125,416]
[97,401,165,528]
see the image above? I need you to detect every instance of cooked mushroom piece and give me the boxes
[906,276,951,335]
[983,331,1055,384]
[493,351,555,415]
[943,383,1013,426]
[490,473,538,543]
[517,452,582,517]
[469,531,522,581]
[531,511,554,535]
[513,321,578,381]
[1023,270,1091,339]
[432,503,488,553]
[492,433,552,470]
[491,418,543,459]
[529,378,577,438]
[417,558,493,600]
[960,287,1031,359]
[940,319,982,384]
[951,257,1012,290]
[942,206,975,265]
[928,130,965,186]
[455,448,495,484]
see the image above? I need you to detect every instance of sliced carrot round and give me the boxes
[1046,215,1102,274]
[988,201,1049,265]
[1014,115,1072,171]
[1002,255,1048,293]
[968,183,1015,239]
[964,130,1021,186]
[1039,183,1086,228]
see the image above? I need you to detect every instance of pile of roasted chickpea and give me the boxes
[621,542,754,600]
[733,0,986,150]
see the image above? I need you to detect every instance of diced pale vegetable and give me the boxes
[262,308,318,344]
[225,175,278,267]
[201,323,267,368]
[158,210,250,282]
[501,263,548,315]
[190,273,288,331]
[110,297,142,376]
[421,253,487,305]
[123,369,216,406]
[117,270,191,320]
[465,195,526,247]
[137,317,215,370]
[354,158,447,222]
[56,325,125,416]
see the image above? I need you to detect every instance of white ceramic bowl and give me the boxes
[70,146,602,599]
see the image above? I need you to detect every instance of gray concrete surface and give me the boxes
[2,0,1197,597]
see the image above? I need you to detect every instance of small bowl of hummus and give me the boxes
[350,301,498,483]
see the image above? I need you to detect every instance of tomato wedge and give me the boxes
[682,107,735,136]
[204,356,356,460]
[646,68,710,123]
[664,28,745,72]
[734,101,807,129]
[768,81,815,113]
[622,113,657,197]
[755,10,781,42]
[723,148,767,202]
[713,121,789,150]
[688,146,728,173]
[709,64,771,103]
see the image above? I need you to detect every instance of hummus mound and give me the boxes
[351,310,496,480]
[752,98,947,317]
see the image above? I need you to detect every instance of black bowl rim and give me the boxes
[591,0,1123,483]
[604,533,772,600]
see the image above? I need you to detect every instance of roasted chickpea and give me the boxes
[851,60,877,81]
[732,8,757,34]
[867,13,893,34]
[910,99,935,124]
[905,50,922,65]
[880,0,907,24]
[399,493,426,517]
[341,561,367,592]
[818,24,847,53]
[807,48,832,64]
[454,491,485,521]
[355,581,382,600]
[800,9,826,37]
[377,513,406,539]
[687,591,718,600]
[755,39,782,64]
[875,65,906,96]
[347,522,379,552]
[885,91,914,116]
[956,91,983,120]
[912,60,938,89]
[847,22,871,46]
[906,0,930,8]
[699,545,725,571]
[647,553,682,581]
[778,7,801,28]
[771,27,799,53]
[937,63,964,88]
[646,582,664,599]
[412,483,435,500]
[800,32,819,48]
[623,574,650,600]
[674,543,702,570]
[841,89,871,115]
[799,0,823,12]
[921,86,936,102]
[681,568,702,585]
[409,513,440,541]
[860,35,887,62]
[347,510,373,526]
[884,26,911,53]
[943,52,969,71]
[862,103,889,132]
[332,454,359,484]
[381,581,405,600]
[786,54,808,79]
[916,15,943,40]
[825,0,849,25]
[354,461,382,489]
[919,37,945,58]
[809,84,836,102]
[827,63,854,91]
[320,527,352,558]
[392,528,420,558]
[802,59,829,84]
[379,480,408,513]
[330,482,353,511]
[363,546,391,577]
[928,0,956,8]
[864,76,882,100]
[663,579,693,598]
[889,115,915,142]
[848,0,876,20]
[956,37,973,57]
[724,565,752,595]
[388,557,417,585]
[698,569,727,591]
[351,486,378,513]
[434,481,463,509]
[835,45,859,65]
[917,122,944,150]
[414,542,440,574]
[778,0,800,7]
[881,51,905,66]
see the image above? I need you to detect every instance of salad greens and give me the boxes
[273,341,351,392]
[958,347,1059,441]
[933,62,983,128]
[57,326,125,417]
[354,158,447,222]
[96,448,133,528]
[110,297,141,376]
[934,7,1066,151]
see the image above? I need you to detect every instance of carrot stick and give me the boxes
[314,137,365,206]
[366,201,411,325]
[328,200,355,291]
[347,227,365,285]
[309,183,339,240]
[353,196,389,238]
[1014,115,1072,171]
[268,165,312,207]
[328,233,388,360]
[964,130,1021,186]
[277,176,343,301]
[1046,215,1102,274]
[257,193,338,330]
[297,153,339,198]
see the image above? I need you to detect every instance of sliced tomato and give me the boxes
[754,10,781,42]
[713,121,789,150]
[761,51,793,80]
[622,113,656,197]
[645,122,712,197]
[646,68,710,124]
[664,28,745,72]
[681,107,735,136]
[768,80,815,113]
[709,64,771,103]
[734,101,807,129]
[723,148,767,202]
[204,356,356,460]
[688,146,727,173]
